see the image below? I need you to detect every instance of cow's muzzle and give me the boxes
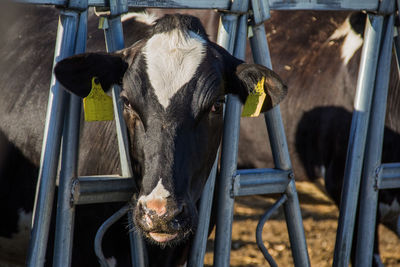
[134,199,193,245]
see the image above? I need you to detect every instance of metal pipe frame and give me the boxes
[213,1,249,266]
[94,204,130,267]
[17,0,379,11]
[102,15,133,178]
[332,13,384,267]
[249,14,310,267]
[234,169,290,196]
[379,163,400,189]
[72,176,135,204]
[188,155,219,267]
[27,10,81,267]
[52,10,88,267]
[355,14,394,267]
[256,194,288,267]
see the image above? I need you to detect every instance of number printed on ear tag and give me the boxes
[241,77,266,117]
[83,77,114,121]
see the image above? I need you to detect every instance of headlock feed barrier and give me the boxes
[14,0,400,266]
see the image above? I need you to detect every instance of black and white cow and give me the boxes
[55,13,286,249]
[0,4,286,266]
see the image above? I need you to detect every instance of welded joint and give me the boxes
[374,165,383,190]
[71,178,80,205]
[231,173,240,197]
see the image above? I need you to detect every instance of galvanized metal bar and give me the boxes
[379,163,400,189]
[213,1,249,266]
[355,14,394,267]
[284,180,311,266]
[188,155,218,267]
[128,210,148,267]
[256,194,288,267]
[72,176,136,204]
[249,14,310,267]
[102,16,133,178]
[53,10,88,267]
[234,169,290,196]
[27,10,80,267]
[333,13,384,267]
[394,25,400,76]
[16,0,379,11]
[94,204,130,267]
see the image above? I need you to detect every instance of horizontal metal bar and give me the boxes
[17,0,378,10]
[269,0,378,11]
[234,168,291,196]
[17,0,230,9]
[378,163,400,189]
[72,176,136,205]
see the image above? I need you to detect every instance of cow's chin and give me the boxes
[143,228,193,247]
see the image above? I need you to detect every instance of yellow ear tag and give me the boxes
[83,77,114,121]
[241,77,266,117]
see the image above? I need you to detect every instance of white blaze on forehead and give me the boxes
[139,179,171,204]
[144,29,206,108]
[329,17,363,65]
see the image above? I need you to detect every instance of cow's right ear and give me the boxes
[54,52,128,98]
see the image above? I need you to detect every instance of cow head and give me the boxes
[55,14,286,246]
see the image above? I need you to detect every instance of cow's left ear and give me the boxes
[54,52,128,98]
[228,63,287,112]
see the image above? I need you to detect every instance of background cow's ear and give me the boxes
[228,63,287,112]
[54,52,128,98]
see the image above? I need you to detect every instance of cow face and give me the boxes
[55,14,286,246]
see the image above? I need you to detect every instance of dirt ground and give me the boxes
[204,179,400,267]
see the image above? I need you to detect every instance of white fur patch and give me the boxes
[106,256,117,267]
[329,17,363,65]
[144,29,206,108]
[139,179,171,204]
[121,12,157,25]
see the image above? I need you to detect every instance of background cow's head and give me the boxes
[55,14,286,246]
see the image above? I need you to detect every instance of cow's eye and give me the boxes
[121,96,131,109]
[211,98,225,114]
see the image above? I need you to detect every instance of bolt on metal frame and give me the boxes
[15,0,400,266]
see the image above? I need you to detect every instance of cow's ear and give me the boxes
[227,63,287,112]
[54,52,128,98]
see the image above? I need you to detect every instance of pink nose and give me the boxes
[145,198,167,216]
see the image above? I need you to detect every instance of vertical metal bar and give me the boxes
[27,10,80,267]
[249,21,310,267]
[355,14,394,267]
[103,16,133,177]
[103,15,145,267]
[214,1,249,266]
[333,14,384,267]
[393,26,400,75]
[188,155,218,267]
[52,10,87,267]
